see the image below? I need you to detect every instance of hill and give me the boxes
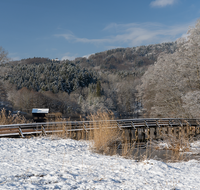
[73,42,176,72]
[0,42,177,118]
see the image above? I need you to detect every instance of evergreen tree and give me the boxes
[96,80,101,97]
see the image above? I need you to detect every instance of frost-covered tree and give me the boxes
[0,46,9,64]
[138,19,200,118]
[4,61,97,94]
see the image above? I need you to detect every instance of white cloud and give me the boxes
[61,52,77,61]
[56,33,110,44]
[150,0,177,7]
[56,21,192,48]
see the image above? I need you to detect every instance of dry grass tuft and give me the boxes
[121,141,137,158]
[0,108,27,125]
[154,130,192,153]
[151,130,196,162]
[88,110,120,154]
[83,113,199,162]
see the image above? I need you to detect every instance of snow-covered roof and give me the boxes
[32,108,49,114]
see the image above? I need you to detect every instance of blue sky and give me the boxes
[1,0,200,61]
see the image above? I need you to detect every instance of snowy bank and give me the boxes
[0,137,200,189]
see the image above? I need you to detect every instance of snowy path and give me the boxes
[0,137,200,189]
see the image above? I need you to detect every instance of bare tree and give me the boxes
[0,46,9,64]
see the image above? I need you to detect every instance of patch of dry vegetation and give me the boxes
[0,109,27,125]
[149,129,198,162]
[1,107,198,162]
[86,112,199,162]
[88,110,120,155]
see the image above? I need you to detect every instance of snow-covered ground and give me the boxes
[0,137,200,190]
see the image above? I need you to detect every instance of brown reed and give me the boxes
[87,110,120,154]
[0,108,27,125]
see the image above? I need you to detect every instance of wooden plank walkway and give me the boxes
[0,118,199,140]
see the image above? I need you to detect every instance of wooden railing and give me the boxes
[0,118,199,140]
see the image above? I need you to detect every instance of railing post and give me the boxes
[142,128,145,142]
[178,120,183,139]
[131,121,136,142]
[144,120,150,140]
[196,120,200,135]
[147,128,150,140]
[117,122,122,130]
[154,127,157,139]
[18,126,25,138]
[41,125,46,136]
[156,120,161,139]
[83,123,88,133]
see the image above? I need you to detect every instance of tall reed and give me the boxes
[0,108,27,125]
[88,110,120,154]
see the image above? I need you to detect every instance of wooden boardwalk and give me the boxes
[0,118,200,141]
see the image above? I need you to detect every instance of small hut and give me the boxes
[32,108,49,122]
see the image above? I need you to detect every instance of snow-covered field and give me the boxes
[0,137,200,190]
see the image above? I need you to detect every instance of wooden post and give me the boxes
[190,126,192,137]
[159,127,162,139]
[147,128,150,140]
[197,126,200,135]
[144,120,150,141]
[62,124,68,137]
[18,127,25,138]
[142,128,145,142]
[129,129,132,143]
[166,126,169,136]
[196,120,200,135]
[184,126,187,135]
[154,127,157,139]
[179,127,182,139]
[135,128,138,142]
[156,120,161,139]
[82,123,88,140]
[41,125,46,136]
[171,127,174,136]
[131,121,137,142]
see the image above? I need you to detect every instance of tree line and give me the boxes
[1,35,190,119]
[3,61,97,94]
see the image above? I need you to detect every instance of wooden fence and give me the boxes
[0,118,200,141]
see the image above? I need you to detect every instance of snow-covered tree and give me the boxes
[138,19,200,118]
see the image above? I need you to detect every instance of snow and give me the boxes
[0,137,200,189]
[190,140,200,152]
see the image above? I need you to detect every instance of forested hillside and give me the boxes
[138,19,200,118]
[74,42,176,72]
[0,42,177,119]
[3,61,97,93]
